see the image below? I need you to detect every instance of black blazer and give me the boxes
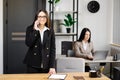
[23,25,56,69]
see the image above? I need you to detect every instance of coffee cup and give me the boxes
[89,70,97,78]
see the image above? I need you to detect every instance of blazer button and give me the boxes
[47,55,49,58]
[34,53,37,55]
[35,45,37,48]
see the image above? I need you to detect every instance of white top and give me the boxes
[38,26,49,43]
[82,41,88,51]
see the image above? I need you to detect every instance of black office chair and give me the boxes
[61,41,73,55]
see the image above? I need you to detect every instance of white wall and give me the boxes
[46,0,113,54]
[0,0,3,74]
[78,0,113,50]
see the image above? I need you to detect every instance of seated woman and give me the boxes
[73,27,94,72]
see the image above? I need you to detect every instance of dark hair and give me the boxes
[78,28,91,43]
[32,10,51,28]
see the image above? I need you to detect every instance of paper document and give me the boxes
[49,74,67,80]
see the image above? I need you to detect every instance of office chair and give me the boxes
[61,41,73,55]
[66,50,75,57]
[56,57,85,73]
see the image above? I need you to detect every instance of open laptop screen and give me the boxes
[93,50,108,60]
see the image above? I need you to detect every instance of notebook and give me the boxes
[93,50,108,60]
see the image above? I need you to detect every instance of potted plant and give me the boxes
[48,0,61,11]
[61,13,76,33]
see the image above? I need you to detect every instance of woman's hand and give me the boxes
[48,68,56,74]
[34,20,40,30]
[87,55,93,60]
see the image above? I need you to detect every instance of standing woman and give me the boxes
[24,10,56,74]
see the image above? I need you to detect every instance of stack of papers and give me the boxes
[49,74,67,80]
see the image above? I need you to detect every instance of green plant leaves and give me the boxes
[61,14,76,27]
[48,0,60,4]
[64,19,70,26]
[55,0,60,4]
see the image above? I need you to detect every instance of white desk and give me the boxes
[85,56,120,78]
[56,55,120,78]
[56,55,120,63]
[85,56,120,63]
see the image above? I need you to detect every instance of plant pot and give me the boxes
[66,28,71,33]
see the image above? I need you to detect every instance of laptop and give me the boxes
[93,50,108,60]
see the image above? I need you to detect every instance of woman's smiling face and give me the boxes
[37,11,47,25]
